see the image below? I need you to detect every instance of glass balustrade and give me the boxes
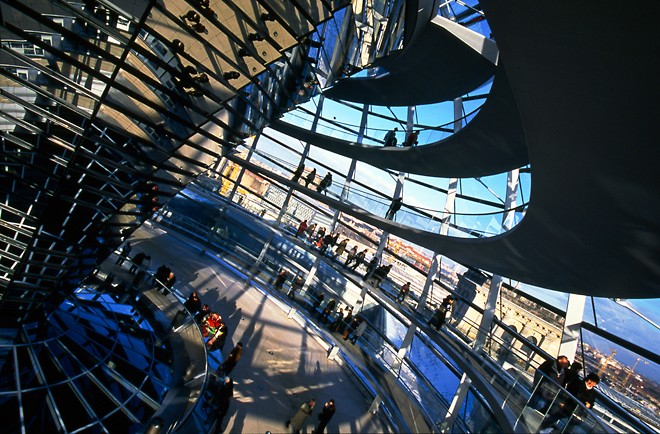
[148,179,656,433]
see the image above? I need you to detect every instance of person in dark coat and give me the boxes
[350,249,367,271]
[319,233,334,254]
[311,293,325,312]
[304,168,316,188]
[386,197,403,219]
[313,399,336,434]
[534,355,570,387]
[291,164,305,183]
[313,227,326,245]
[428,296,454,330]
[220,342,243,375]
[338,307,353,335]
[316,173,332,194]
[564,361,583,388]
[328,307,344,332]
[116,241,132,265]
[383,127,398,147]
[152,264,170,287]
[274,269,288,290]
[165,271,177,293]
[213,376,234,433]
[319,298,336,323]
[540,373,600,430]
[343,246,358,268]
[565,372,600,410]
[530,355,570,411]
[129,252,147,274]
[172,291,202,328]
[372,264,392,285]
[184,291,202,314]
[364,256,379,280]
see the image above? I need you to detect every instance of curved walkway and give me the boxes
[228,143,652,299]
[272,66,527,178]
[323,15,497,106]
[262,0,660,298]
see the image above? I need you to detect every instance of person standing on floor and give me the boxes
[152,264,170,287]
[213,376,234,434]
[383,127,398,147]
[286,399,316,433]
[289,275,304,300]
[385,197,403,219]
[338,307,353,335]
[530,354,570,411]
[334,238,349,259]
[364,256,379,280]
[350,249,367,271]
[316,173,332,194]
[291,164,305,183]
[350,318,367,344]
[296,220,308,238]
[319,298,336,323]
[220,342,243,376]
[128,252,147,273]
[274,269,288,290]
[116,241,132,265]
[304,168,316,188]
[313,399,336,434]
[172,291,202,328]
[396,282,411,303]
[328,307,344,332]
[305,223,317,242]
[184,291,201,314]
[164,271,177,294]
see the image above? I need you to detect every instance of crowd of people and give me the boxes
[114,239,348,433]
[313,296,367,344]
[272,265,369,347]
[177,291,245,433]
[294,221,399,285]
[115,242,245,432]
[290,165,333,195]
[113,218,462,433]
[111,164,611,434]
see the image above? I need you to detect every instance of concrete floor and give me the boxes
[125,222,393,434]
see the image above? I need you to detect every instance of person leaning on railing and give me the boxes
[530,355,570,412]
[539,372,601,431]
